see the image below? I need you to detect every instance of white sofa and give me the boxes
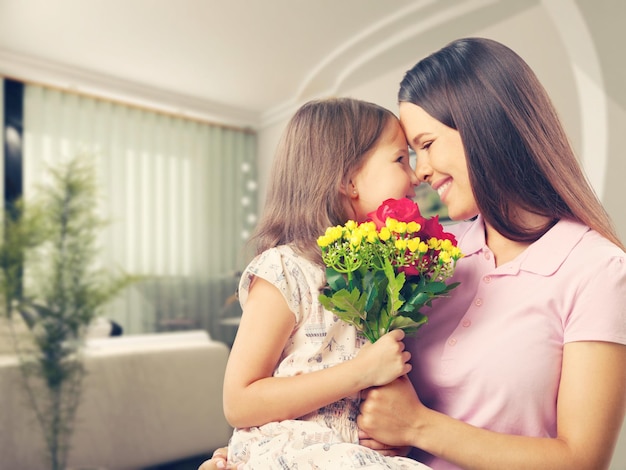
[0,330,232,470]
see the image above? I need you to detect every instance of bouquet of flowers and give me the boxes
[317,198,463,343]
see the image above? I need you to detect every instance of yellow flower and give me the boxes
[428,237,441,250]
[407,238,421,253]
[450,246,464,260]
[350,233,363,248]
[395,239,408,251]
[395,221,408,234]
[407,221,421,233]
[345,220,358,231]
[317,235,331,248]
[440,239,453,251]
[325,226,343,243]
[360,221,377,233]
[385,218,399,232]
[379,227,391,241]
[366,230,378,243]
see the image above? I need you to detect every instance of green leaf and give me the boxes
[362,270,386,313]
[421,281,449,294]
[445,281,461,291]
[363,281,380,313]
[406,291,436,308]
[319,288,367,328]
[383,260,405,315]
[325,267,347,291]
[375,304,390,338]
[389,313,429,335]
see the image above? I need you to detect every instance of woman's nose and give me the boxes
[414,154,432,184]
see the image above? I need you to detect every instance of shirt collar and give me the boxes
[456,215,589,276]
[520,218,589,275]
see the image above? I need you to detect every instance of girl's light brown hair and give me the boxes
[251,97,397,264]
[399,37,624,250]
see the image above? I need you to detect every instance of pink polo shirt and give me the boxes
[407,216,626,469]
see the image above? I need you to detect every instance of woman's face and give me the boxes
[399,102,479,221]
[350,118,418,222]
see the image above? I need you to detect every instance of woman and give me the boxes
[357,37,626,470]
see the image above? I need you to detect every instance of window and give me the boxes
[22,84,257,338]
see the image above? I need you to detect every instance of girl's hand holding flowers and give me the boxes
[317,198,463,343]
[353,329,412,387]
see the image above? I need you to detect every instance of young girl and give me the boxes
[221,98,429,469]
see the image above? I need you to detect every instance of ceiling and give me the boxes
[1,0,548,129]
[4,0,622,131]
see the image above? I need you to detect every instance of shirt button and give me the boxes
[484,251,491,260]
[474,298,483,307]
[483,275,491,283]
[462,319,471,328]
[448,338,457,346]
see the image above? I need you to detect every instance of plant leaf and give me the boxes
[319,288,367,328]
[325,267,347,291]
[389,313,428,335]
[383,260,405,315]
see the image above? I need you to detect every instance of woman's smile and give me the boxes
[432,178,452,202]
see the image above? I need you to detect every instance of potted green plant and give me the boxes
[1,155,136,470]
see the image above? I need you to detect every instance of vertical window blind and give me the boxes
[21,84,257,338]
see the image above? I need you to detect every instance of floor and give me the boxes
[144,454,212,470]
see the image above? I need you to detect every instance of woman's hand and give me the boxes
[357,375,423,448]
[197,447,229,469]
[359,429,412,457]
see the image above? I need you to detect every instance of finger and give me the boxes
[197,459,224,470]
[376,449,399,457]
[375,449,393,457]
[197,448,228,470]
[361,439,392,452]
[213,447,228,458]
[391,328,406,340]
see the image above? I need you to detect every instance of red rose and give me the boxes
[420,215,457,244]
[367,198,425,229]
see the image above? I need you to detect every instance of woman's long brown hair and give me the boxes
[399,37,624,250]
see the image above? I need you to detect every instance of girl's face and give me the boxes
[399,102,479,221]
[350,118,418,222]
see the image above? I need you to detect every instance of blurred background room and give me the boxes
[0,1,624,468]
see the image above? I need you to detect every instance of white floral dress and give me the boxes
[227,245,431,469]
